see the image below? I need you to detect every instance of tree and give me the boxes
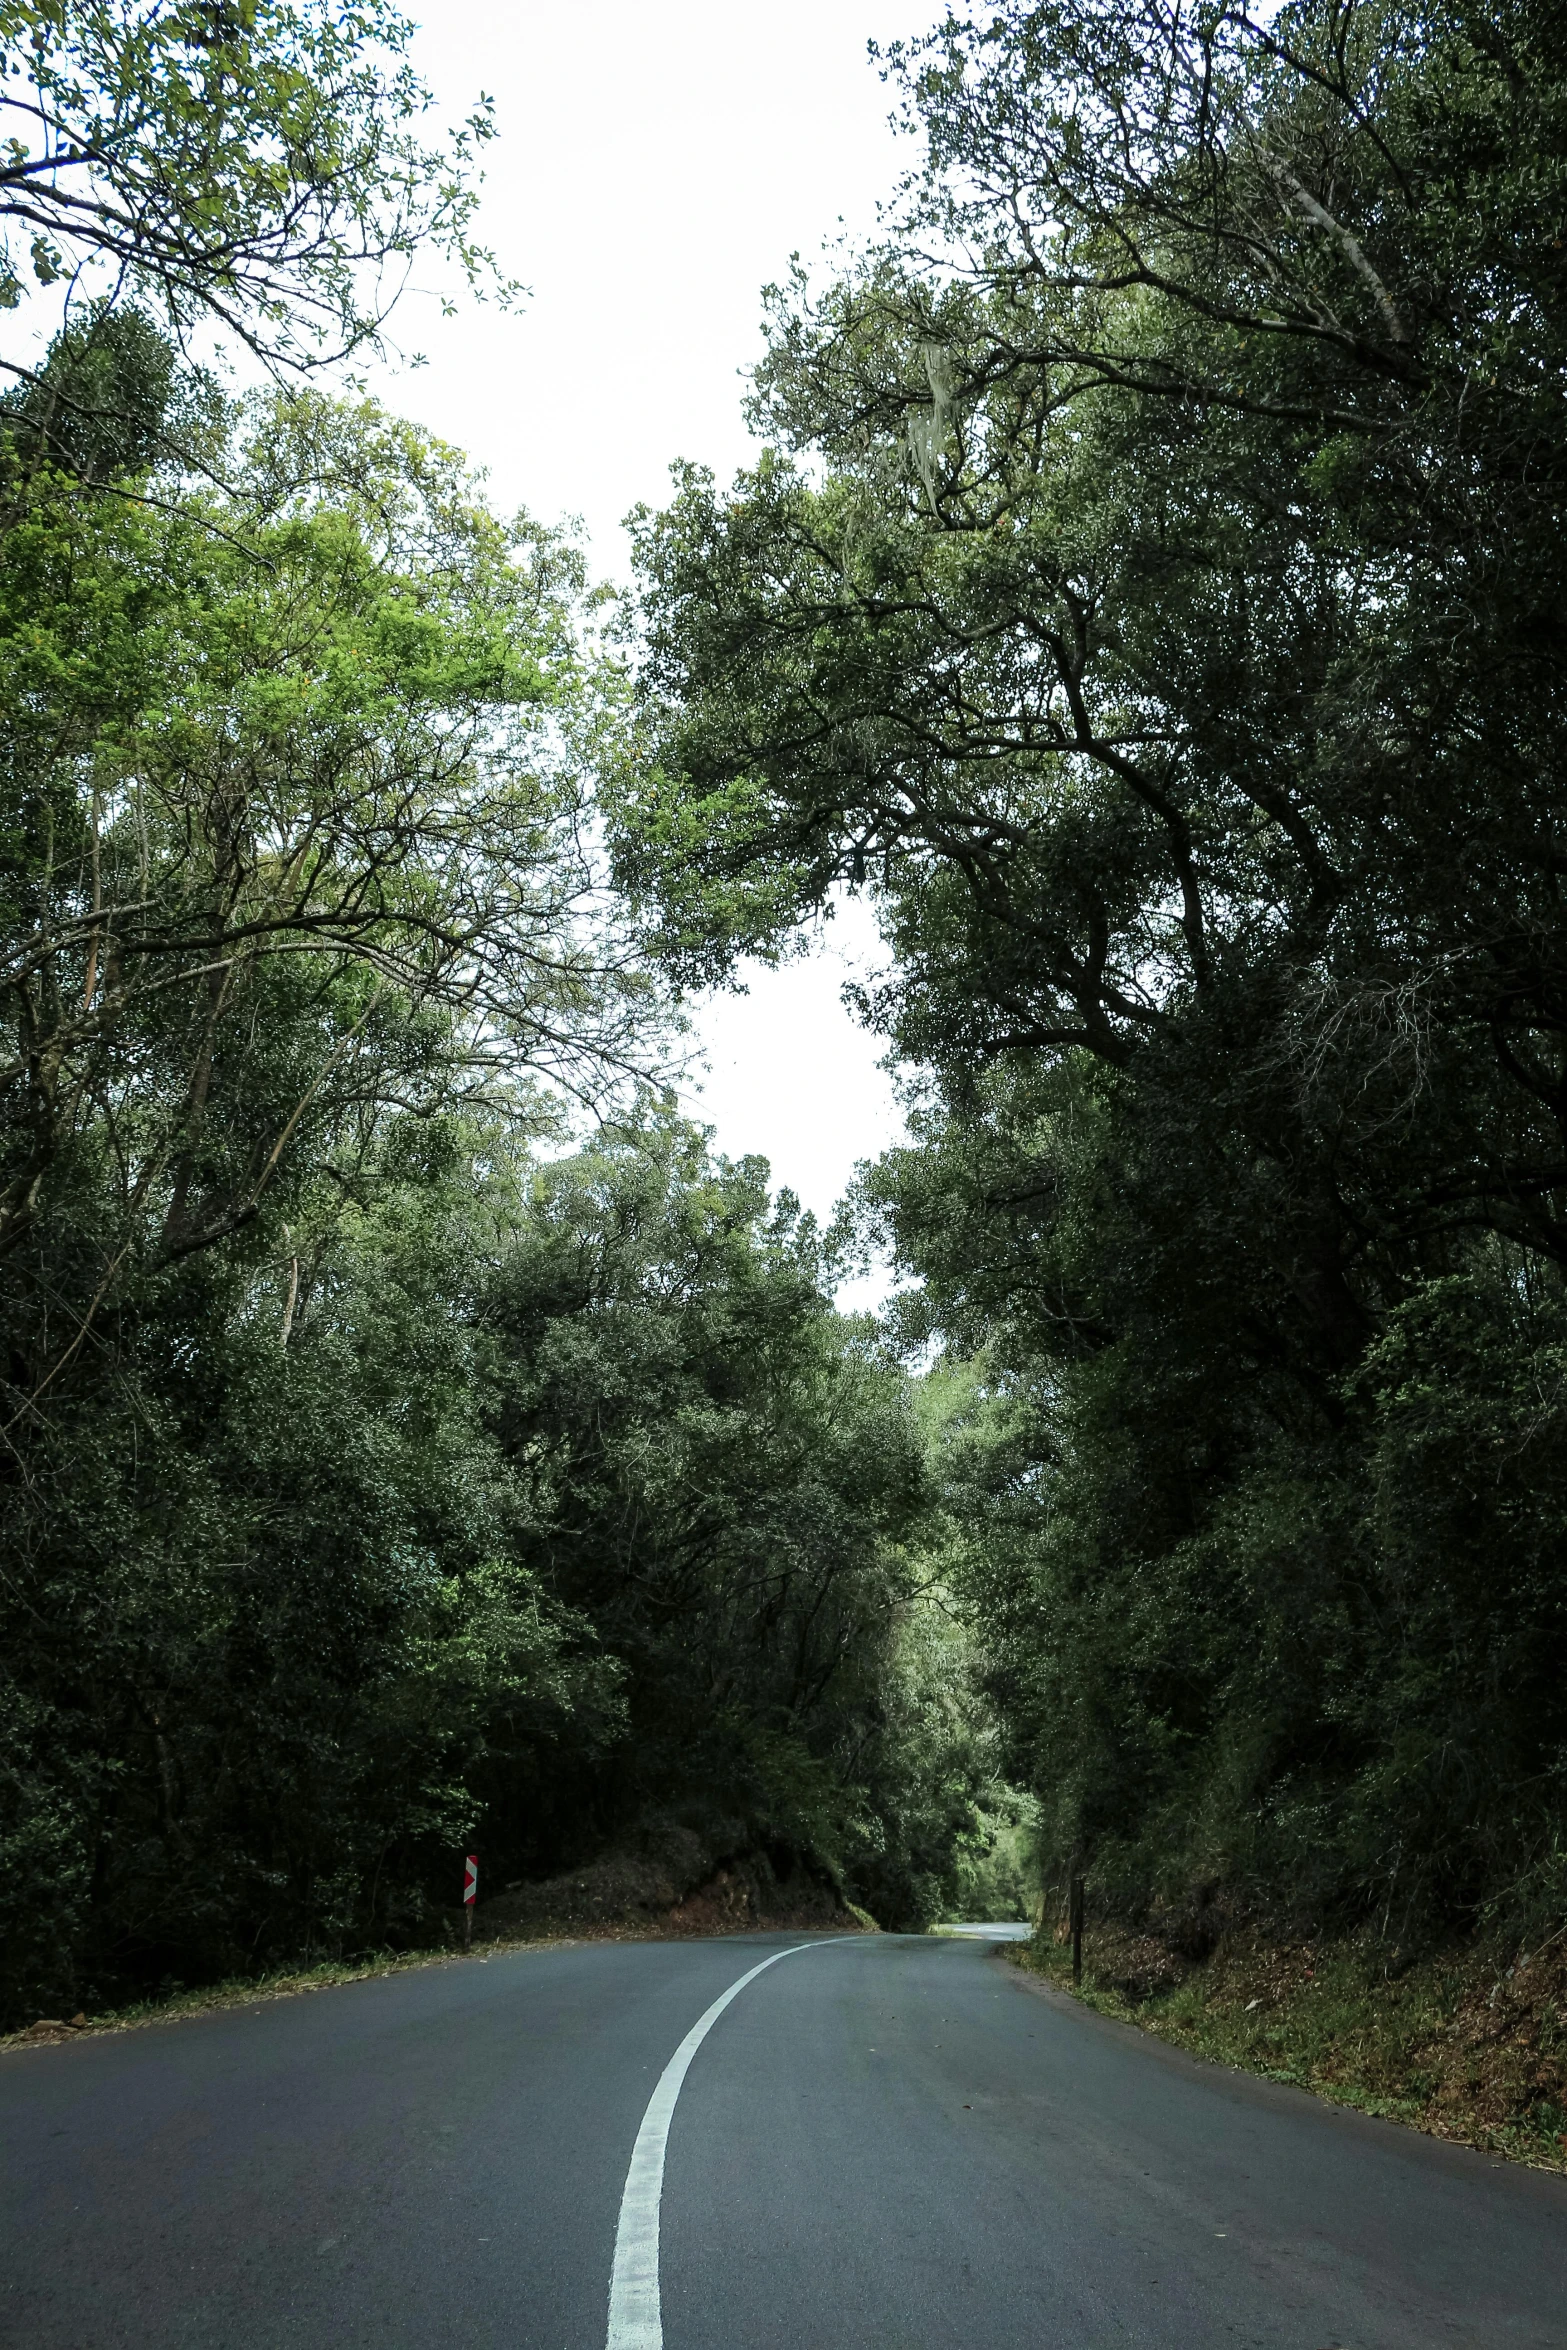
[612,0,1567,1939]
[0,1091,983,2022]
[0,1091,620,2019]
[0,0,508,382]
[617,0,1567,1299]
[0,377,655,1351]
[0,373,681,2025]
[471,1110,956,1902]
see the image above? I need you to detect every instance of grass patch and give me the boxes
[1012,1920,1567,2174]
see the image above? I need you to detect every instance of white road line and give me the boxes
[605,1941,835,2350]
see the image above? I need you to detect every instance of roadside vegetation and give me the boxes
[0,0,994,2032]
[611,0,1567,2135]
[1013,1917,1567,2176]
[4,0,1567,2155]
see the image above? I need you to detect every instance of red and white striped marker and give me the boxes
[464,1854,478,1907]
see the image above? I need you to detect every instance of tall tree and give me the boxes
[618,0,1567,1293]
[1,383,653,1343]
[613,1,1567,1936]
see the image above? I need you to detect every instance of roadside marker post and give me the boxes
[464,1853,478,1949]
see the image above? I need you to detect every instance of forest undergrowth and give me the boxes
[1014,1923,1567,2176]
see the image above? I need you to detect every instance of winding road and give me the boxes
[3,1928,1563,2348]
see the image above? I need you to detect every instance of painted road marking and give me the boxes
[605,1942,835,2350]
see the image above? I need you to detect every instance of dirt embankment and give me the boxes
[1015,1911,1567,2174]
[472,1825,869,1944]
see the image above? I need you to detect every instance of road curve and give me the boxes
[3,1930,1563,2348]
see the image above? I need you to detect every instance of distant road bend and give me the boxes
[4,1927,1564,2348]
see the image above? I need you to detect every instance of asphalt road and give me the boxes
[3,1929,1564,2349]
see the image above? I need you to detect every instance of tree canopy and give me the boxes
[0,0,507,377]
[615,0,1567,1946]
[0,2,1000,2027]
[8,0,1567,2028]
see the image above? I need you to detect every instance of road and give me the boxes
[3,1929,1563,2348]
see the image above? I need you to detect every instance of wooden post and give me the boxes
[1069,1873,1085,1985]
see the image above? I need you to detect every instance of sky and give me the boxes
[353,0,933,1294]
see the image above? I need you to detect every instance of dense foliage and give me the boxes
[0,3,991,2029]
[616,0,1567,1948]
[0,331,987,2019]
[15,0,1563,2030]
[1,1073,979,2018]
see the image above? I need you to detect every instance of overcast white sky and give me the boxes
[356,0,931,1292]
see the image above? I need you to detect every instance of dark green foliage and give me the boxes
[451,1113,984,1926]
[0,356,982,2028]
[0,1158,606,2014]
[0,1095,983,2022]
[474,1123,931,1864]
[0,0,989,2030]
[616,1,1567,1945]
[0,304,195,485]
[866,1084,1567,1942]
